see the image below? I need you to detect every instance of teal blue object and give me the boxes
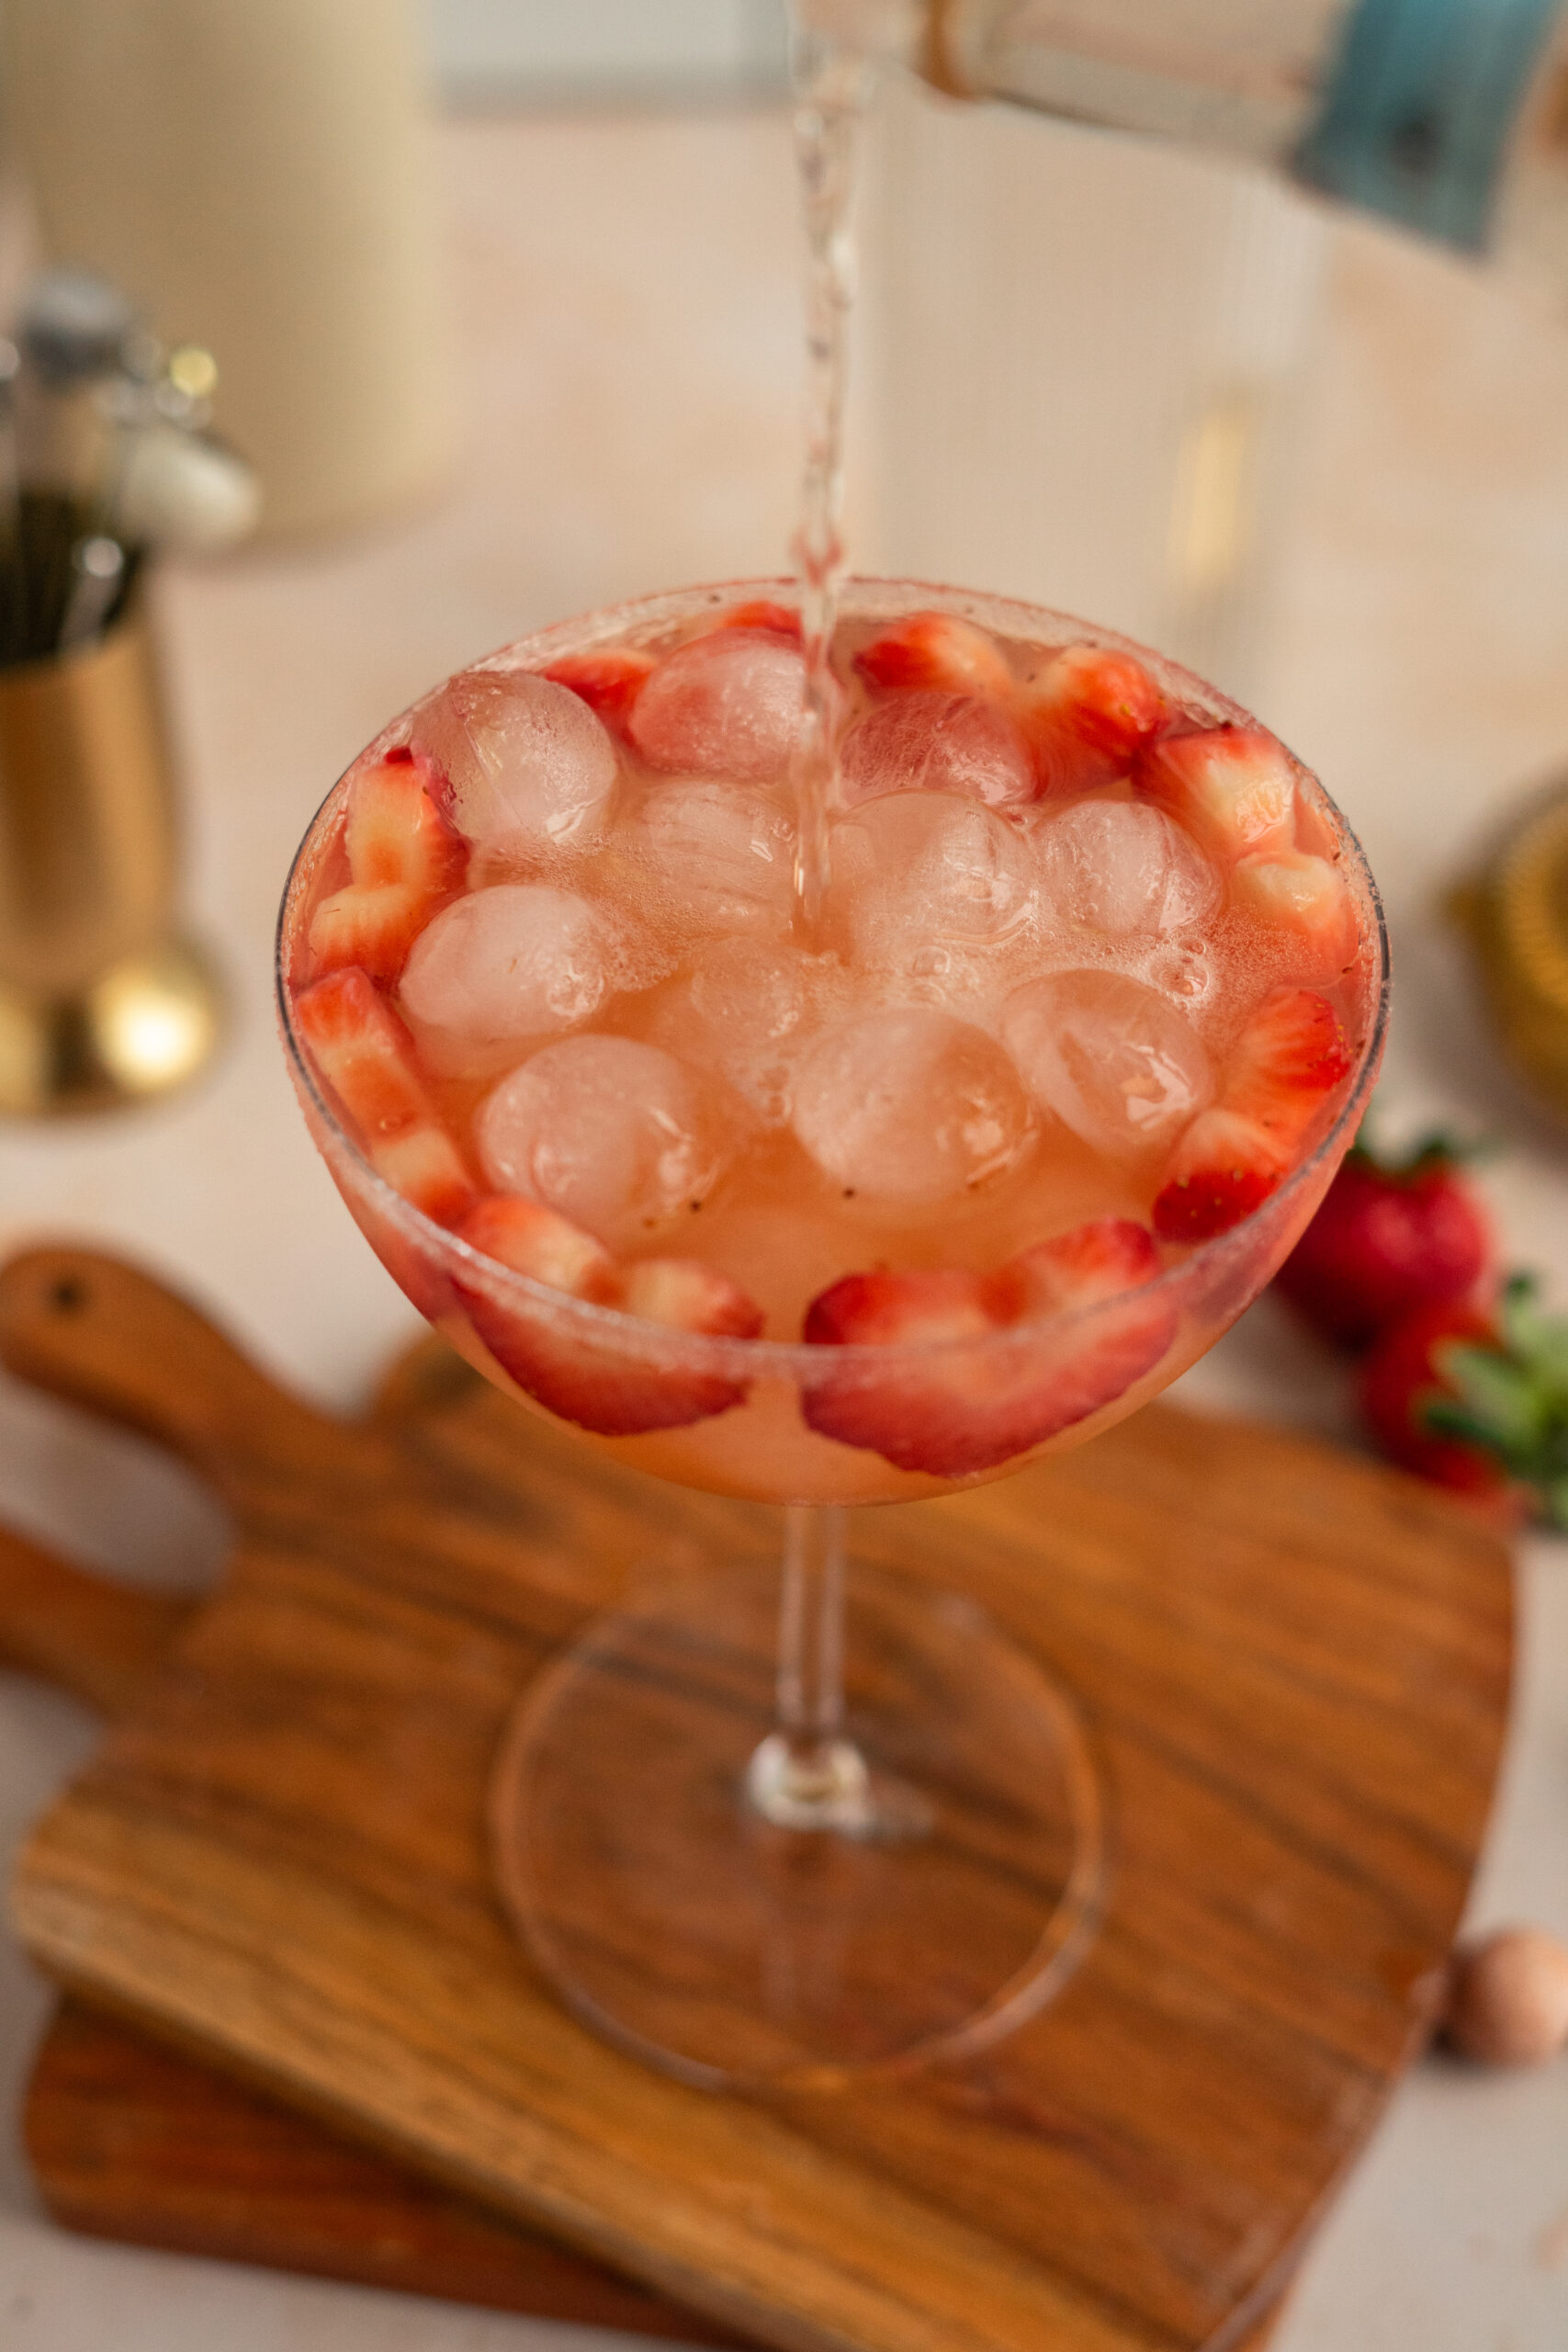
[1297,0,1559,250]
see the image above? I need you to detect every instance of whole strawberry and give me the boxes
[1360,1280,1568,1525]
[1273,1133,1493,1350]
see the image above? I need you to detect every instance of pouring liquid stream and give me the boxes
[788,15,876,933]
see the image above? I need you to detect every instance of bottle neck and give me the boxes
[919,0,1568,262]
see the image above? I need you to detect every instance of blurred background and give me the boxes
[2,6,1568,2348]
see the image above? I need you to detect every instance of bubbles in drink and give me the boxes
[476,1035,725,1250]
[628,628,807,785]
[838,691,1034,810]
[1002,969,1213,1161]
[792,1006,1033,1204]
[400,883,604,1070]
[623,777,797,938]
[1139,936,1217,1012]
[829,793,1035,977]
[410,669,618,858]
[1032,798,1220,936]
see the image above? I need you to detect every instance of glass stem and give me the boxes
[744,1503,873,1832]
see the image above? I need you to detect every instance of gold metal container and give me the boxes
[1450,778,1568,1125]
[0,595,221,1114]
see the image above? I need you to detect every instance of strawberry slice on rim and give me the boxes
[542,647,657,737]
[292,966,475,1227]
[344,749,468,894]
[1231,849,1358,979]
[1016,643,1166,797]
[852,611,1015,701]
[456,1194,764,1437]
[1154,988,1354,1242]
[309,750,468,984]
[306,882,424,985]
[801,1217,1174,1477]
[707,598,803,640]
[1133,724,1297,864]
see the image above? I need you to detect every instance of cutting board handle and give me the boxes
[0,1246,384,1504]
[0,1520,188,1716]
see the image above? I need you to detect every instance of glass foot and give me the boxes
[490,1558,1107,2090]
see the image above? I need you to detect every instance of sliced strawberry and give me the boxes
[852,612,1014,701]
[308,881,424,984]
[294,966,434,1139]
[371,1122,479,1227]
[707,599,802,641]
[1016,643,1166,797]
[459,1193,617,1302]
[542,647,656,738]
[1154,989,1353,1241]
[456,1196,762,1437]
[293,967,476,1227]
[1133,724,1297,864]
[1151,1109,1288,1242]
[308,753,468,983]
[1231,850,1357,978]
[801,1217,1172,1477]
[618,1256,765,1341]
[997,1216,1165,1314]
[1228,988,1355,1137]
[344,752,468,896]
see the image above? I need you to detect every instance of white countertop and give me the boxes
[3,103,1568,2352]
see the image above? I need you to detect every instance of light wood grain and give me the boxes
[3,1245,1512,2352]
[0,1521,193,1717]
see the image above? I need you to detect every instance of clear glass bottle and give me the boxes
[913,0,1568,298]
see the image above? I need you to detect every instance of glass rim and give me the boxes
[276,573,1392,1379]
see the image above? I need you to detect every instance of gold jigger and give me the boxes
[0,594,222,1114]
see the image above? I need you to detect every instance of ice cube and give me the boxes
[648,939,828,1124]
[410,668,619,858]
[839,692,1034,810]
[1002,969,1212,1161]
[792,1006,1033,1204]
[829,793,1035,974]
[1032,798,1220,936]
[625,777,798,938]
[475,1035,724,1250]
[400,884,604,1071]
[629,628,807,785]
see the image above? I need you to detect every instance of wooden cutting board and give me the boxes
[8,1533,1266,2352]
[25,1996,753,2339]
[0,1513,750,2339]
[2,1244,1511,2352]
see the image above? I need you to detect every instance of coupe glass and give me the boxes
[278,578,1388,2092]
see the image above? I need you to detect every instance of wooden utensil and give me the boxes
[2,1244,1511,2352]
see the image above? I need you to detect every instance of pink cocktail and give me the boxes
[279,578,1386,2086]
